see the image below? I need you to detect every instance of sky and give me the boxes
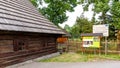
[39,1,100,28]
[59,4,94,28]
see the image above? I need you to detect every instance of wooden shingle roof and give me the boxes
[0,0,65,34]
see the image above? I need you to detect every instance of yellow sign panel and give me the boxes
[82,36,100,48]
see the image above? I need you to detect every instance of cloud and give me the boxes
[59,4,94,28]
[59,5,83,28]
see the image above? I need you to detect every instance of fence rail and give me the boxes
[58,40,120,54]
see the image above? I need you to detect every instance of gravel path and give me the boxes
[15,61,120,68]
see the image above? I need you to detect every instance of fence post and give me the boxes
[105,37,108,55]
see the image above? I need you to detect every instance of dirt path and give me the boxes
[10,61,120,68]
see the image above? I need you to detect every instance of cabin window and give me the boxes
[13,40,27,51]
[18,42,25,50]
[0,40,14,53]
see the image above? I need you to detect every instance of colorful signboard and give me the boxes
[82,36,100,48]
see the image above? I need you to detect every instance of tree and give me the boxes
[30,0,38,7]
[101,1,120,39]
[31,0,78,26]
[64,24,71,32]
[80,0,110,24]
[110,0,120,51]
[80,0,118,39]
[111,1,120,29]
[70,17,93,38]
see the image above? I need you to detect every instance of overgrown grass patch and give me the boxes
[39,53,120,62]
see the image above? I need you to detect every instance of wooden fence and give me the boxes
[58,39,120,54]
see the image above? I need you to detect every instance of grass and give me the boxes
[39,53,120,62]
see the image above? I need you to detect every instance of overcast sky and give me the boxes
[40,1,100,28]
[59,4,95,28]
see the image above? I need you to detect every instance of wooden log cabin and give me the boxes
[0,0,65,67]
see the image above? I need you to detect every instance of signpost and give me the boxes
[93,24,109,55]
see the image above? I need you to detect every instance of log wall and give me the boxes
[0,32,59,67]
[0,40,14,53]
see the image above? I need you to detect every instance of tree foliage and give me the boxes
[31,0,78,26]
[30,0,38,7]
[111,1,120,29]
[70,17,93,38]
[30,0,120,39]
[64,24,71,32]
[79,0,119,39]
[80,0,110,24]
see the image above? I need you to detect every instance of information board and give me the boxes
[93,24,109,37]
[82,36,100,48]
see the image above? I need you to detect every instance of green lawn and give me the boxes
[39,53,120,62]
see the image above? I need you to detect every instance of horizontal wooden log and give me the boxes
[0,49,57,67]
